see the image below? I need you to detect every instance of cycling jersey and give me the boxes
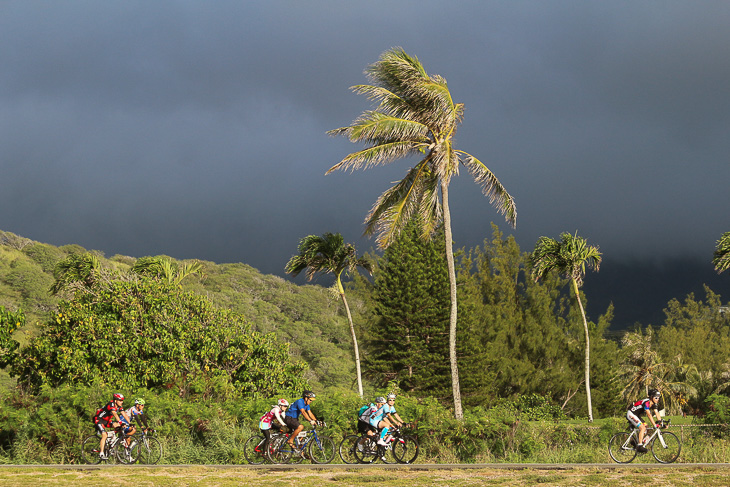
[368,404,388,427]
[259,405,286,430]
[286,398,309,419]
[628,398,652,416]
[93,402,119,426]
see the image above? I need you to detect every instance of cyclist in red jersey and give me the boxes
[93,393,125,460]
[627,389,662,452]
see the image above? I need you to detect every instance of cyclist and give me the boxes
[284,390,319,451]
[384,393,406,428]
[120,398,150,447]
[260,398,289,451]
[356,396,386,451]
[627,388,663,452]
[93,393,125,460]
[367,396,393,447]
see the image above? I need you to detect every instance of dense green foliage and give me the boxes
[1,227,730,425]
[1,383,729,465]
[11,278,307,398]
[0,306,23,368]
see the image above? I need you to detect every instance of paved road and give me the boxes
[3,463,730,470]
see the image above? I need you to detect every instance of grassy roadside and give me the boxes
[1,466,730,486]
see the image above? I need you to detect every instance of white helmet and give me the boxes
[387,393,397,400]
[278,398,290,407]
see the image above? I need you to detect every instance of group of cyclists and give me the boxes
[91,387,663,462]
[258,390,407,456]
[92,393,150,460]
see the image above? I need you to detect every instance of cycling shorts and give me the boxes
[358,420,376,435]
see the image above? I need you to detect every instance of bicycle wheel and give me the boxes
[81,435,102,465]
[652,431,681,464]
[353,436,378,464]
[243,434,268,465]
[135,436,162,465]
[393,435,419,464]
[339,435,360,464]
[268,435,293,464]
[608,431,638,464]
[115,440,137,464]
[308,435,336,464]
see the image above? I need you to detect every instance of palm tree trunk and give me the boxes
[572,278,593,422]
[441,180,463,420]
[339,289,364,398]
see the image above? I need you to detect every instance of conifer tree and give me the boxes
[366,220,451,397]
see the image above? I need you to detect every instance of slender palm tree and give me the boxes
[529,232,601,421]
[327,48,516,419]
[285,233,372,397]
[132,256,202,285]
[50,253,103,295]
[713,232,730,273]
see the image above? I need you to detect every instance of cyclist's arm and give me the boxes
[645,407,660,428]
[136,412,150,430]
[302,408,317,423]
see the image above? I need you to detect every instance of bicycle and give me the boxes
[352,424,417,464]
[131,428,162,464]
[608,419,681,464]
[270,422,336,464]
[243,430,288,464]
[81,427,137,464]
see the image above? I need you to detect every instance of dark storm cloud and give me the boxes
[1,1,729,329]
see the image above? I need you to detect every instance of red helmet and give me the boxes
[113,393,125,401]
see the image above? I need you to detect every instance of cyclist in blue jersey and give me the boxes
[384,393,406,428]
[627,389,662,452]
[284,390,319,450]
[120,398,150,448]
[368,396,393,446]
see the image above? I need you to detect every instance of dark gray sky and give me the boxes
[1,1,728,329]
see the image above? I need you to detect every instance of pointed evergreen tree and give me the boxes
[366,220,451,398]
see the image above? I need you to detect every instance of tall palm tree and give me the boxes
[327,47,516,419]
[713,232,730,273]
[285,233,372,397]
[529,232,601,421]
[132,256,202,285]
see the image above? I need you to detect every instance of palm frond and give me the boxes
[713,232,730,273]
[459,151,517,228]
[339,112,429,144]
[364,159,435,248]
[326,140,424,174]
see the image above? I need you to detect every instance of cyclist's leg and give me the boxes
[284,417,301,447]
[96,423,107,456]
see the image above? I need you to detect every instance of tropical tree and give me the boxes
[713,232,730,273]
[617,328,696,414]
[327,47,516,419]
[529,232,601,421]
[285,232,372,397]
[49,252,104,295]
[133,256,202,285]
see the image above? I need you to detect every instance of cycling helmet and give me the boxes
[112,393,125,401]
[278,398,290,407]
[649,389,660,399]
[387,394,397,400]
[134,398,146,405]
[375,396,386,404]
[303,390,316,399]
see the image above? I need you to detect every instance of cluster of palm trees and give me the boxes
[306,47,730,421]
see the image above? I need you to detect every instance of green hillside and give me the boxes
[0,230,361,392]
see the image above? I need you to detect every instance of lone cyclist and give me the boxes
[627,388,663,452]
